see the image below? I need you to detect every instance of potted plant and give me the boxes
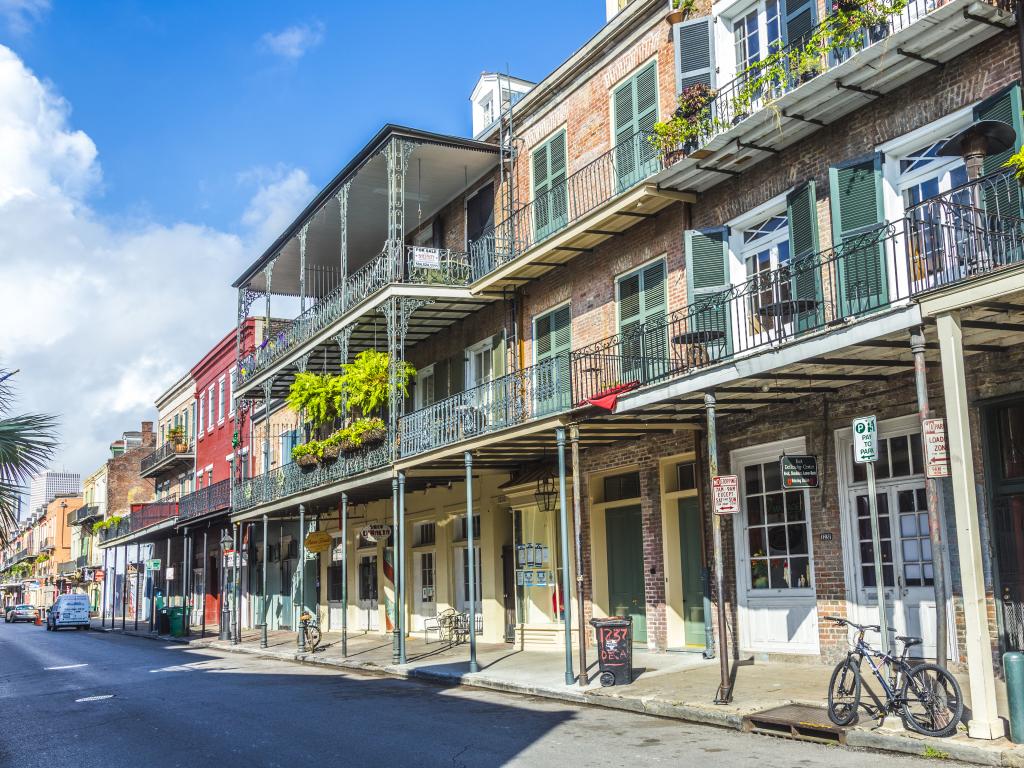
[167,425,187,451]
[292,441,321,471]
[666,0,696,25]
[652,82,719,160]
[321,431,343,463]
[791,47,824,84]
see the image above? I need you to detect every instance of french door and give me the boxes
[412,550,436,631]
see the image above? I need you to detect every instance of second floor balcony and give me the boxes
[140,438,194,478]
[98,499,179,545]
[73,505,101,525]
[178,478,231,521]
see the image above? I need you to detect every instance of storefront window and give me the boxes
[745,461,811,590]
[512,508,561,624]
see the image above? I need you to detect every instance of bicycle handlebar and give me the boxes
[823,615,896,634]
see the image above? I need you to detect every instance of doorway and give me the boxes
[678,497,707,648]
[357,554,379,632]
[412,550,436,631]
[606,505,647,643]
[502,544,516,643]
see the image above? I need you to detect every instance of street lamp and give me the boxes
[219,529,231,641]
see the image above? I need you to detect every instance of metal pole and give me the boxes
[201,529,207,638]
[121,545,127,630]
[298,505,306,651]
[234,522,241,644]
[183,532,191,637]
[705,392,732,704]
[910,327,948,667]
[556,427,575,686]
[341,494,348,658]
[866,460,893,654]
[219,528,230,641]
[570,424,589,686]
[465,451,479,673]
[134,543,141,631]
[391,475,400,663]
[101,547,108,628]
[261,514,269,649]
[398,471,407,664]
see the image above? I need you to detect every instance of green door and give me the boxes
[678,497,706,648]
[606,505,647,643]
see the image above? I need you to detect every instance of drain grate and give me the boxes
[742,704,847,744]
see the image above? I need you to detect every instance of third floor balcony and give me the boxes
[140,438,194,478]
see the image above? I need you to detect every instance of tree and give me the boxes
[0,369,58,546]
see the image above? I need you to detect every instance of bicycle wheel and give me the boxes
[900,662,964,738]
[307,626,321,651]
[828,657,862,726]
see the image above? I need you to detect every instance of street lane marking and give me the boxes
[45,664,88,670]
[75,695,113,702]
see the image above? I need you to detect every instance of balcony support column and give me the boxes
[936,310,1004,739]
[336,183,350,308]
[299,223,309,312]
[910,327,948,668]
[121,544,127,631]
[383,298,432,462]
[556,426,575,686]
[297,505,306,652]
[261,514,268,649]
[231,522,240,645]
[260,379,273,479]
[465,451,479,673]
[134,541,141,632]
[398,471,407,664]
[236,285,264,366]
[263,257,276,334]
[340,494,348,658]
[390,475,400,663]
[705,391,732,704]
[201,529,207,639]
[101,547,108,628]
[570,424,589,687]
[385,138,415,282]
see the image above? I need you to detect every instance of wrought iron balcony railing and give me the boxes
[140,439,194,476]
[399,357,570,458]
[73,505,101,525]
[572,172,1024,404]
[98,499,179,543]
[470,129,661,281]
[179,478,232,520]
[75,554,88,568]
[233,438,391,514]
[236,246,472,389]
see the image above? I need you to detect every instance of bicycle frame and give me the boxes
[847,634,912,718]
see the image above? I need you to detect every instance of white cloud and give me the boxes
[260,21,325,60]
[0,45,310,474]
[0,0,50,36]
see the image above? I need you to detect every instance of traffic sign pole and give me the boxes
[865,460,892,654]
[705,392,732,704]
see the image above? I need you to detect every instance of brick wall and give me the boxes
[107,421,156,518]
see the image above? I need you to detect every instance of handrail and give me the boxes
[141,440,193,474]
[179,479,232,520]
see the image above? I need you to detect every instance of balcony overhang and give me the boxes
[231,468,396,523]
[916,261,1024,317]
[657,0,1014,195]
[471,183,695,295]
[237,285,494,400]
[139,445,195,479]
[235,127,500,295]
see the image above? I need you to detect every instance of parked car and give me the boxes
[4,604,39,623]
[46,594,90,631]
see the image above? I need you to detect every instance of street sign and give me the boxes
[780,455,819,488]
[923,418,951,478]
[304,531,332,554]
[712,475,740,515]
[165,567,175,580]
[853,415,878,463]
[145,558,161,571]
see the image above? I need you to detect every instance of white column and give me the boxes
[936,310,1004,740]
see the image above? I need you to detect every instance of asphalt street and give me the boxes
[0,621,967,767]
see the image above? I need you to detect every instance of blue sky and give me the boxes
[8,1,602,234]
[0,0,605,482]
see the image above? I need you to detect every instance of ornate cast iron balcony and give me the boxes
[233,439,391,514]
[399,356,571,458]
[572,172,1024,404]
[140,439,194,478]
[98,500,179,544]
[74,505,100,525]
[236,246,472,389]
[179,478,232,520]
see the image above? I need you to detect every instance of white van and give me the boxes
[47,593,91,631]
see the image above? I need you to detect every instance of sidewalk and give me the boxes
[96,618,1024,766]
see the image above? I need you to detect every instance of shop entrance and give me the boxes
[985,399,1024,652]
[678,497,707,648]
[357,554,379,632]
[606,505,646,644]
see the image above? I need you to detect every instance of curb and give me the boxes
[166,636,1023,766]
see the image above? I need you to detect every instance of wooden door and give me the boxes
[606,505,646,643]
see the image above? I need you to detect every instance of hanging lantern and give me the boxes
[534,474,557,512]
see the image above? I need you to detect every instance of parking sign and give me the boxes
[853,416,877,463]
[712,475,740,515]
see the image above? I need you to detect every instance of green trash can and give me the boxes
[167,606,185,637]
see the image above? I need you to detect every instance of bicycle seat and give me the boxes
[897,635,923,647]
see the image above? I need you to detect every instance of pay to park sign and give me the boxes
[712,475,739,515]
[853,415,878,464]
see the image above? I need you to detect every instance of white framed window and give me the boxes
[415,364,435,410]
[217,376,226,424]
[730,0,783,75]
[197,395,204,437]
[228,367,236,417]
[207,385,215,431]
[466,338,493,390]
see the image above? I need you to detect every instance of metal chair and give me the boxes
[423,607,458,646]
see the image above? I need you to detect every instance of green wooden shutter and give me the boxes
[447,352,465,396]
[434,360,449,400]
[618,260,669,384]
[828,154,887,317]
[784,0,817,47]
[674,17,715,91]
[534,305,572,412]
[786,181,823,334]
[533,131,568,241]
[614,61,659,192]
[974,84,1024,218]
[685,227,733,360]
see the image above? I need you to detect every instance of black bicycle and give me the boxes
[825,616,963,737]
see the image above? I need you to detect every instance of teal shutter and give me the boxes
[674,17,715,92]
[829,154,888,317]
[784,0,817,47]
[685,228,733,360]
[534,305,572,412]
[974,84,1024,218]
[613,61,659,192]
[786,181,823,334]
[533,131,568,241]
[618,260,669,384]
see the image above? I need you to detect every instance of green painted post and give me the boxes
[1006,652,1024,743]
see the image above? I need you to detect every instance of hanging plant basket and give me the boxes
[321,443,341,462]
[296,453,320,471]
[361,426,387,447]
